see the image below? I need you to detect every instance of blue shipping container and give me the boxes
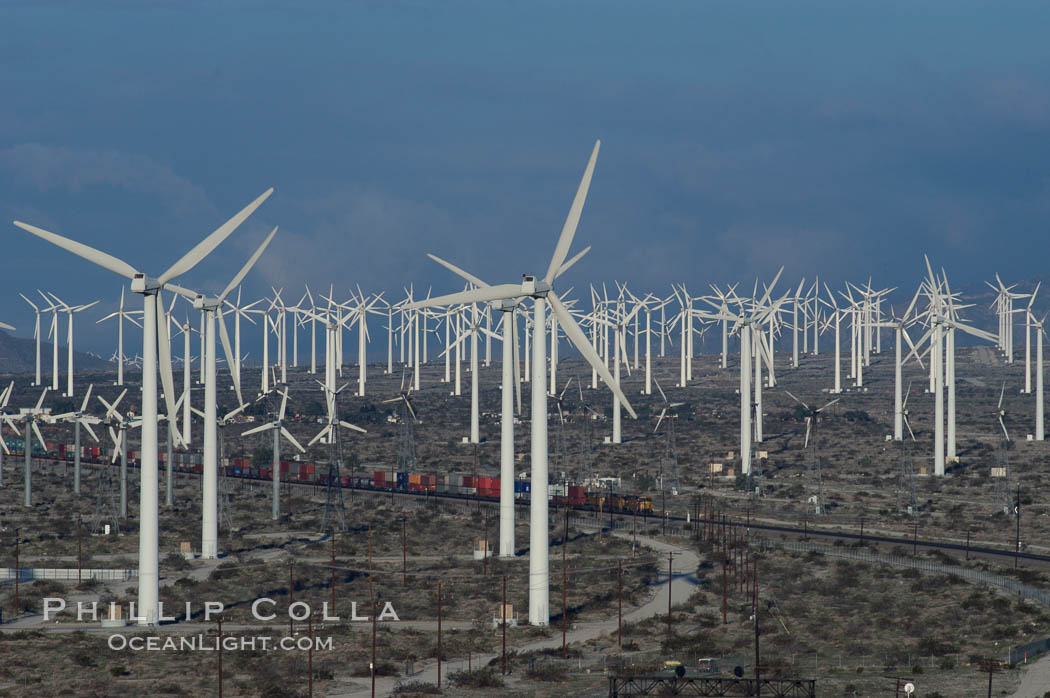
[396,472,409,490]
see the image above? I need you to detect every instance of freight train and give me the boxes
[14,444,654,513]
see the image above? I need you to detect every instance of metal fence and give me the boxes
[0,568,136,583]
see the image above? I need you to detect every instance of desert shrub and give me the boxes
[393,681,442,694]
[448,668,504,688]
[526,661,569,682]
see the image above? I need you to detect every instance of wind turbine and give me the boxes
[48,293,99,397]
[97,287,142,386]
[19,293,47,386]
[1023,284,1041,395]
[98,389,134,518]
[50,383,101,495]
[425,252,525,557]
[699,269,786,475]
[241,387,304,520]
[167,226,278,560]
[308,382,367,448]
[407,140,635,626]
[0,382,20,488]
[21,387,50,507]
[13,186,273,626]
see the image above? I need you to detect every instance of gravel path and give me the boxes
[329,531,701,697]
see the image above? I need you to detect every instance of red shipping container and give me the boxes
[463,476,477,488]
[374,471,387,484]
[92,446,101,457]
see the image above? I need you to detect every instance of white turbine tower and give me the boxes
[97,287,142,386]
[407,140,635,626]
[19,293,48,386]
[51,383,101,495]
[240,387,305,520]
[0,381,21,488]
[424,253,524,557]
[13,186,272,625]
[20,388,50,507]
[49,294,99,397]
[168,226,278,560]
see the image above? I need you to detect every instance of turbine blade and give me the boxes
[219,226,279,303]
[426,253,490,288]
[549,290,636,419]
[307,425,331,448]
[218,310,242,405]
[804,418,811,450]
[12,221,138,279]
[338,420,367,434]
[158,188,273,285]
[654,377,667,404]
[545,140,600,285]
[406,284,521,311]
[240,423,271,437]
[281,426,306,453]
[155,292,185,449]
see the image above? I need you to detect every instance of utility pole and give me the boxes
[754,556,760,698]
[484,515,489,576]
[217,615,224,698]
[617,559,623,650]
[330,533,336,610]
[437,583,443,689]
[370,596,377,698]
[308,614,314,698]
[721,519,727,625]
[1015,485,1022,569]
[288,561,295,637]
[501,575,507,675]
[77,515,82,585]
[14,528,19,615]
[562,501,568,658]
[966,529,970,561]
[666,551,674,640]
[402,515,407,587]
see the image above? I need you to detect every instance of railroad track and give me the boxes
[22,454,1050,569]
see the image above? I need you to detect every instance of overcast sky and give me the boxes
[3,0,1049,354]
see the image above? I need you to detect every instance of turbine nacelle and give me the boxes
[521,276,551,297]
[130,273,162,294]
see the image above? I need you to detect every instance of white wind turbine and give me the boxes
[241,388,305,519]
[699,268,786,475]
[20,387,50,507]
[13,186,272,625]
[439,302,487,444]
[50,383,101,495]
[0,382,20,488]
[407,140,635,626]
[223,287,259,391]
[1023,284,1041,395]
[98,389,134,518]
[41,290,62,391]
[48,293,99,397]
[345,289,385,397]
[167,226,278,560]
[19,293,48,386]
[1029,310,1047,440]
[308,381,368,448]
[97,287,143,386]
[425,252,524,556]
